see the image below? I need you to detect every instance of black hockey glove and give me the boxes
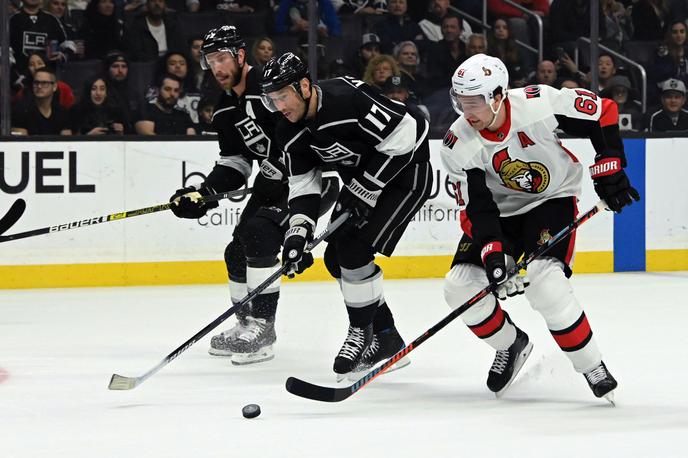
[169,185,218,219]
[332,177,381,228]
[481,241,529,300]
[590,157,640,213]
[282,217,315,278]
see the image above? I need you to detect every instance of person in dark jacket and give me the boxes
[425,14,466,83]
[71,75,127,135]
[80,0,124,60]
[373,0,425,54]
[274,0,341,37]
[647,78,688,131]
[123,0,185,62]
[632,0,669,41]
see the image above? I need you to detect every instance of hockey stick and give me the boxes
[285,201,608,402]
[0,188,252,244]
[0,199,27,236]
[108,211,350,391]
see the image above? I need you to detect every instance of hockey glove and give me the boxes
[169,185,218,219]
[481,241,530,300]
[332,177,381,228]
[282,217,315,278]
[590,157,640,213]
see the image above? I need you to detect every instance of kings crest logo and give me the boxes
[235,117,270,157]
[537,229,552,246]
[310,142,360,166]
[492,147,550,193]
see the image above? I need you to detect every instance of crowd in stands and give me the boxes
[7,0,688,137]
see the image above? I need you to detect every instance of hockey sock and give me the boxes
[341,262,383,328]
[372,300,395,333]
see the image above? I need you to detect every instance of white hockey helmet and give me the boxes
[450,54,509,115]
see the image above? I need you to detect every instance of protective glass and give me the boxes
[260,85,298,113]
[450,90,491,117]
[200,49,234,71]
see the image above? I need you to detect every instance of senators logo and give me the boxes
[443,129,458,148]
[537,229,552,246]
[482,67,492,76]
[492,148,550,193]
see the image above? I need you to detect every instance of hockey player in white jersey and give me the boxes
[441,54,639,402]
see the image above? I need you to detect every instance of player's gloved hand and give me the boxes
[332,177,381,228]
[481,241,530,300]
[590,157,640,213]
[169,185,218,219]
[282,217,315,278]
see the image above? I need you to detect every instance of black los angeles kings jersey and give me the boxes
[204,66,288,205]
[276,76,430,221]
[10,10,75,69]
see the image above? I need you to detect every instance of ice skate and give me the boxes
[348,326,410,381]
[584,361,617,406]
[208,317,250,356]
[333,323,373,382]
[488,328,533,397]
[227,316,277,365]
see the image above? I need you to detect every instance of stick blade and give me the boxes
[285,376,350,402]
[108,374,140,390]
[0,199,26,235]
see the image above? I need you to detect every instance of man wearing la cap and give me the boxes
[647,78,688,132]
[348,33,381,78]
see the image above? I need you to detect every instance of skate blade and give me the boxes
[603,391,616,407]
[347,355,411,382]
[208,347,233,357]
[495,341,534,399]
[230,346,275,366]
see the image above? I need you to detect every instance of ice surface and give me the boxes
[2,273,688,457]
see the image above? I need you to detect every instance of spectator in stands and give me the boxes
[632,0,669,41]
[194,97,216,135]
[393,40,429,97]
[11,67,72,135]
[347,32,381,78]
[362,54,400,89]
[647,78,688,131]
[251,37,275,67]
[487,18,522,74]
[487,0,548,51]
[558,78,580,89]
[381,73,430,120]
[45,0,78,39]
[601,75,642,131]
[123,0,185,61]
[534,60,557,87]
[334,0,386,14]
[10,0,77,71]
[146,51,201,123]
[104,50,136,131]
[595,53,618,92]
[648,20,688,102]
[12,51,75,108]
[187,36,204,90]
[80,0,123,60]
[191,0,261,13]
[135,74,195,135]
[549,0,605,56]
[425,14,466,84]
[466,34,487,57]
[418,0,472,44]
[275,0,342,38]
[71,75,127,135]
[602,0,633,48]
[373,0,425,54]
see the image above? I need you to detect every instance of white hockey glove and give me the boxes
[481,241,530,300]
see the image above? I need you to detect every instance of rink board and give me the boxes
[0,138,686,288]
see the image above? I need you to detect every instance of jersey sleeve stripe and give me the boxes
[599,98,619,127]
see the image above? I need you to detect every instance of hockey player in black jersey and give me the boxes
[261,53,433,381]
[168,27,338,365]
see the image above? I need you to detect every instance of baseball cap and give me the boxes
[361,33,381,48]
[659,78,686,95]
[381,74,410,93]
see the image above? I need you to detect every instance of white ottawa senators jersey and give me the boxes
[440,84,606,217]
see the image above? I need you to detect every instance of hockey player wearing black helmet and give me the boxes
[169,28,338,365]
[262,53,433,382]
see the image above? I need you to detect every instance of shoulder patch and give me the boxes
[443,129,458,148]
[524,85,541,99]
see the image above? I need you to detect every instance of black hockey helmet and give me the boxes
[260,52,309,95]
[200,25,246,70]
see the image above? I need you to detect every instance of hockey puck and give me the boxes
[242,404,261,419]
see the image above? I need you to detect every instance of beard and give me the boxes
[159,95,177,110]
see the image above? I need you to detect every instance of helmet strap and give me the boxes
[485,93,505,130]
